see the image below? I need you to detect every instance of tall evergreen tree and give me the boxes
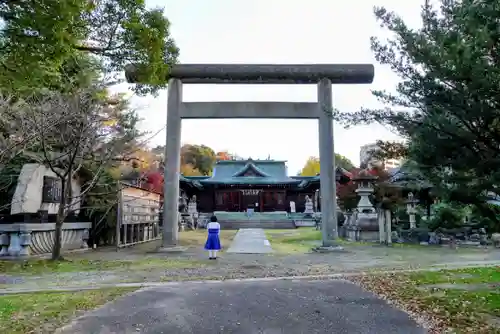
[333,0,500,223]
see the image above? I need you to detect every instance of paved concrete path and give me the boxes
[227,228,273,254]
[56,279,424,334]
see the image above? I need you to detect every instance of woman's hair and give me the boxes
[210,215,218,222]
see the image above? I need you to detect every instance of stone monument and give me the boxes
[290,201,296,213]
[187,195,198,229]
[0,163,91,257]
[405,192,418,229]
[352,169,379,241]
[178,193,189,231]
[304,195,314,217]
[11,163,82,215]
[187,195,197,213]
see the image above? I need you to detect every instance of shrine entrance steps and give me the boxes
[214,211,296,229]
[219,220,296,230]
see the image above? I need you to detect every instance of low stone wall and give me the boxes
[293,220,316,227]
[0,222,91,257]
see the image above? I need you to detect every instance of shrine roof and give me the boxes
[386,161,432,189]
[291,167,352,187]
[199,159,301,185]
[179,161,353,188]
[179,175,204,188]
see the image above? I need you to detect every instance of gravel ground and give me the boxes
[3,243,500,290]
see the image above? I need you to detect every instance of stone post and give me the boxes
[0,233,9,256]
[7,233,21,256]
[378,208,386,244]
[317,78,338,245]
[409,213,416,229]
[406,192,418,229]
[163,78,182,246]
[385,210,392,245]
[19,231,32,256]
[81,229,89,249]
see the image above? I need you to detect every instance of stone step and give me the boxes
[213,212,290,221]
[219,220,296,230]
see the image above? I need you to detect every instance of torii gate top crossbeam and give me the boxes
[125,63,374,85]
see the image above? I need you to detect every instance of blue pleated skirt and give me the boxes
[204,228,221,250]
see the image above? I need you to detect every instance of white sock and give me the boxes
[209,250,213,258]
[213,250,218,258]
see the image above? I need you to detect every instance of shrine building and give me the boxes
[179,159,351,213]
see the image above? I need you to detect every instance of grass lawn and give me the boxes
[348,266,500,333]
[266,228,321,254]
[0,257,206,275]
[0,287,135,334]
[0,230,237,276]
[0,230,237,275]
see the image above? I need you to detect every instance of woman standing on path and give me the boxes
[205,215,221,260]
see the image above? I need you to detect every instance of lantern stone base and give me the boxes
[156,246,188,253]
[312,245,345,253]
[354,213,380,242]
[358,230,380,242]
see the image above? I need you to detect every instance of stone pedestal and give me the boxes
[356,213,379,241]
[346,225,360,241]
[0,222,91,258]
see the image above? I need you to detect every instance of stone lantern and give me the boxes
[351,169,379,241]
[405,192,419,229]
[353,169,378,214]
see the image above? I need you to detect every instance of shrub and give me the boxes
[428,203,465,231]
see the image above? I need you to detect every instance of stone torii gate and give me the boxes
[126,64,374,249]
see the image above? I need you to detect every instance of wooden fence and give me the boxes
[116,183,161,248]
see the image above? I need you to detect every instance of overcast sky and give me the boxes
[126,0,423,174]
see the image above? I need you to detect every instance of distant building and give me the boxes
[359,143,401,171]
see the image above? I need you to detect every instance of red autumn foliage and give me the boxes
[216,151,232,161]
[337,167,392,211]
[143,171,164,195]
